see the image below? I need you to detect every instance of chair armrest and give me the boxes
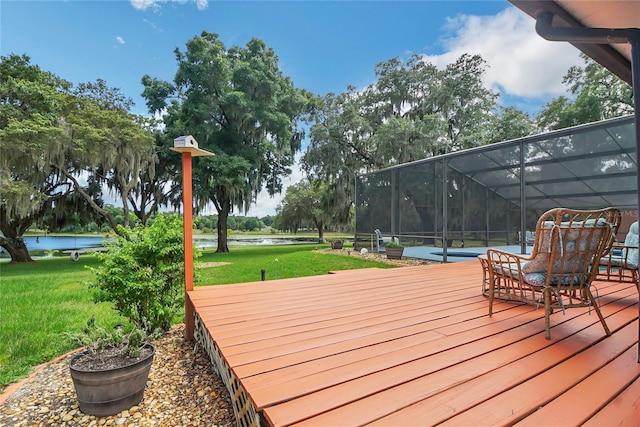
[600,243,639,268]
[486,248,530,265]
[485,248,530,280]
[485,249,541,297]
[604,242,638,255]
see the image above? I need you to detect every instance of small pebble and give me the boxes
[0,324,235,426]
[316,247,436,266]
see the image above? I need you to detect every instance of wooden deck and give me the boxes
[188,261,640,426]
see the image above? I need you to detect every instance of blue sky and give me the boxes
[1,0,583,217]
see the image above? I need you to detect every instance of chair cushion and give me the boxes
[522,221,605,275]
[600,254,634,268]
[523,272,590,287]
[497,262,521,278]
[521,254,549,274]
[497,260,589,287]
[521,227,552,274]
[622,221,638,268]
[497,259,589,287]
[600,221,639,270]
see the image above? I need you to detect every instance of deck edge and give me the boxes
[195,312,262,427]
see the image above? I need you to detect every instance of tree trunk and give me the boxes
[0,211,36,263]
[315,218,325,243]
[216,198,231,253]
[0,237,34,263]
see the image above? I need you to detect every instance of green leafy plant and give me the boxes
[87,214,199,334]
[386,241,404,248]
[67,316,154,360]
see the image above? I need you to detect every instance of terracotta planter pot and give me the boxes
[386,247,404,260]
[69,344,155,417]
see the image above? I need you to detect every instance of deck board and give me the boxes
[582,375,640,427]
[514,345,640,426]
[275,302,638,426]
[189,260,640,426]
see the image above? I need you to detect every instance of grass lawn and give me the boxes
[198,244,394,284]
[0,243,395,391]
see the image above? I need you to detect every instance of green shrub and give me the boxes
[67,316,154,360]
[386,241,404,248]
[87,214,199,334]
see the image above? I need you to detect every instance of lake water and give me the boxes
[2,235,320,255]
[22,236,111,252]
[194,236,320,248]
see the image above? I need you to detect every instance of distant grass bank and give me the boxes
[0,244,395,391]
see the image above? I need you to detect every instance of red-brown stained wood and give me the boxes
[582,375,640,427]
[188,260,640,426]
[281,307,638,426]
[513,346,640,426]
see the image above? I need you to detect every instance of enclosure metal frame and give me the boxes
[355,115,637,261]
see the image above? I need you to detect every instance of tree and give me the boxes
[274,180,328,241]
[142,32,313,252]
[60,79,156,231]
[0,54,74,262]
[260,215,274,227]
[303,53,501,229]
[536,54,634,130]
[126,129,177,226]
[488,106,536,144]
[0,54,154,263]
[195,215,217,233]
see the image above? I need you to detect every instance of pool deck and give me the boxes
[402,244,532,263]
[189,261,640,426]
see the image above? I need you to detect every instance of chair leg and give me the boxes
[587,290,611,336]
[544,288,552,340]
[488,277,495,317]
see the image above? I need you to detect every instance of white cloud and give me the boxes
[421,7,582,99]
[129,0,208,11]
[116,36,125,45]
[129,0,157,11]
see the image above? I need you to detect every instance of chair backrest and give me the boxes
[522,207,621,286]
[623,221,639,268]
[518,230,535,244]
[525,231,535,243]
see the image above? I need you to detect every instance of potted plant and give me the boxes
[331,239,344,249]
[68,318,156,417]
[385,241,405,260]
[68,214,195,416]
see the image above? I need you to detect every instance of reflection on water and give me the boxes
[0,235,113,259]
[0,235,320,257]
[194,236,319,248]
[23,236,111,251]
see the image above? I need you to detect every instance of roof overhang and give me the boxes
[508,0,637,85]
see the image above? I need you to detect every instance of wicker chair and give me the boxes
[597,221,638,289]
[486,207,621,340]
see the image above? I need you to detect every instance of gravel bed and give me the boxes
[0,324,235,426]
[317,247,439,267]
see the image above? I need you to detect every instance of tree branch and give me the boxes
[52,164,123,236]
